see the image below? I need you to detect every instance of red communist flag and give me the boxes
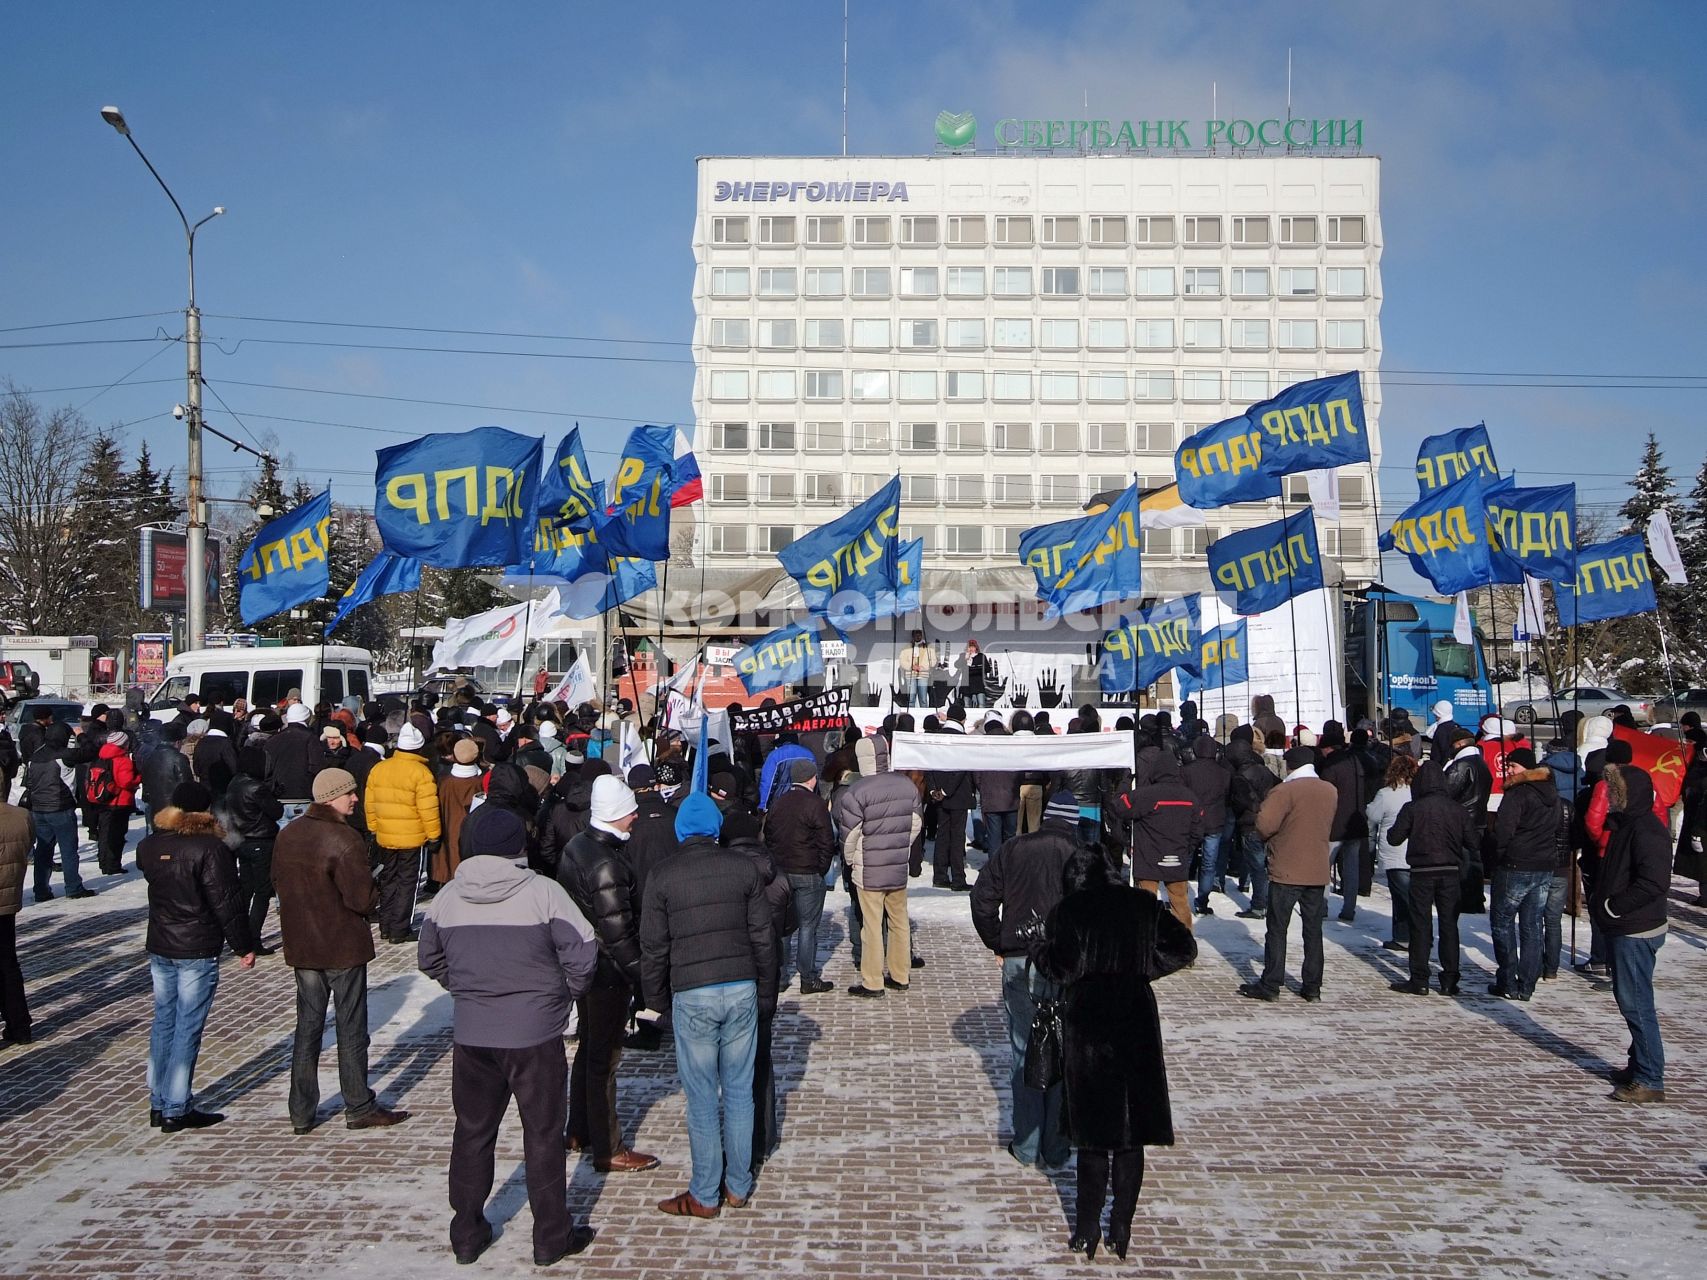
[1611,723,1688,809]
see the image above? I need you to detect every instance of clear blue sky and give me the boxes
[5,0,1705,542]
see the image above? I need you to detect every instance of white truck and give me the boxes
[147,645,375,717]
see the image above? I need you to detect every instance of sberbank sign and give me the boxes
[933,110,1363,152]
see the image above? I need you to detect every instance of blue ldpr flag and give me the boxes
[1098,595,1201,695]
[1174,415,1281,509]
[238,488,332,626]
[690,713,710,796]
[375,426,542,568]
[1043,483,1143,618]
[1555,536,1656,626]
[517,428,607,580]
[882,537,923,619]
[1484,479,1577,584]
[1250,371,1369,478]
[1415,424,1499,495]
[777,476,901,621]
[731,621,824,695]
[551,557,656,620]
[597,425,677,560]
[1018,513,1100,599]
[1207,509,1324,615]
[1380,471,1499,595]
[324,549,422,637]
[1179,622,1251,698]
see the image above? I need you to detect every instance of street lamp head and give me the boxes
[99,105,130,136]
[212,206,225,216]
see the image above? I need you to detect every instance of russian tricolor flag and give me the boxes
[669,426,702,508]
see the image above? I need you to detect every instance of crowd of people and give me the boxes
[0,677,1694,1264]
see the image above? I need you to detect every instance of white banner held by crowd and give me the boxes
[545,653,596,707]
[889,729,1131,772]
[432,600,533,671]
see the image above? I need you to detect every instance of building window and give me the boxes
[1040,372,1079,403]
[1087,318,1128,349]
[1178,526,1212,557]
[1134,372,1175,401]
[759,525,795,552]
[1282,474,1313,503]
[1183,319,1223,350]
[898,319,938,350]
[804,215,842,246]
[1231,267,1270,299]
[900,215,939,246]
[802,422,842,452]
[1278,267,1318,298]
[753,422,794,452]
[993,422,1032,452]
[756,472,796,502]
[1040,215,1080,246]
[708,318,749,348]
[1132,422,1175,451]
[946,266,986,297]
[756,215,795,246]
[756,267,796,299]
[852,215,890,246]
[1039,318,1079,350]
[709,525,749,554]
[803,318,844,349]
[850,266,890,298]
[1133,215,1175,245]
[945,318,985,349]
[755,318,796,349]
[897,370,939,401]
[1088,422,1128,453]
[1327,215,1366,246]
[903,475,938,502]
[710,267,750,297]
[1230,319,1270,350]
[993,266,1033,298]
[1087,267,1127,298]
[852,421,890,452]
[1181,370,1222,401]
[1086,374,1127,403]
[1326,319,1367,350]
[993,318,1033,349]
[1326,267,1367,299]
[709,422,749,450]
[708,370,749,400]
[899,265,939,298]
[1141,528,1174,556]
[1341,475,1368,505]
[945,370,985,401]
[1089,215,1127,246]
[946,214,985,246]
[992,371,1032,402]
[711,216,748,245]
[804,472,845,502]
[941,422,983,453]
[851,317,891,349]
[1134,267,1174,297]
[992,475,1031,505]
[1038,475,1080,505]
[945,525,984,555]
[1182,267,1222,298]
[1230,369,1269,402]
[994,215,1033,246]
[1183,216,1222,246]
[1133,319,1174,350]
[1279,215,1318,247]
[803,266,843,298]
[1277,319,1318,350]
[1339,527,1368,558]
[755,370,797,401]
[851,371,891,402]
[803,370,843,401]
[1040,266,1080,297]
[1040,422,1080,453]
[1231,216,1269,246]
[902,424,938,458]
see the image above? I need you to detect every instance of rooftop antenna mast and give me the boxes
[841,0,848,156]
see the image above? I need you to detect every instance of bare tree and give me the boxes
[0,384,94,634]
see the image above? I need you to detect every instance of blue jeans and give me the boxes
[1240,830,1270,911]
[785,872,827,984]
[32,808,83,896]
[1001,956,1068,1167]
[672,981,758,1206]
[909,678,930,708]
[1543,874,1568,977]
[1608,932,1666,1089]
[1493,868,1551,996]
[1385,869,1412,946]
[984,810,1017,857]
[1195,832,1225,907]
[148,955,221,1119]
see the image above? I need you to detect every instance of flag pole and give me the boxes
[1276,487,1305,733]
[1653,609,1677,700]
[405,584,424,697]
[1484,584,1504,734]
[514,570,535,703]
[615,607,653,764]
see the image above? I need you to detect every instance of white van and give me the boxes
[148,645,375,717]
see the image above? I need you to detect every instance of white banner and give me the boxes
[1195,590,1344,731]
[544,653,596,707]
[1519,577,1548,640]
[1305,469,1341,523]
[432,600,532,671]
[1453,592,1474,645]
[1647,510,1687,585]
[889,729,1131,772]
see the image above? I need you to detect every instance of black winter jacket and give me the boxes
[1113,757,1202,882]
[1491,768,1565,873]
[970,818,1077,956]
[193,733,239,800]
[136,807,254,959]
[926,764,975,811]
[640,835,776,1010]
[558,825,645,992]
[141,742,193,814]
[1591,769,1671,936]
[727,834,793,1016]
[23,740,97,813]
[763,783,836,876]
[345,744,383,836]
[1320,747,1374,841]
[223,773,284,842]
[1226,740,1277,832]
[1443,748,1494,837]
[626,792,680,907]
[264,725,320,800]
[1390,763,1477,874]
[537,771,595,873]
[1181,740,1231,832]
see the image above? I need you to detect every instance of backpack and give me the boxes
[85,756,118,806]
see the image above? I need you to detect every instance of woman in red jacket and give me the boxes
[91,730,141,876]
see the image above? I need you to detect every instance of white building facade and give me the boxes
[689,154,1383,593]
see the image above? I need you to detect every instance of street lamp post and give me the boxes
[101,105,224,652]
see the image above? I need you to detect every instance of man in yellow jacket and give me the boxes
[364,724,441,944]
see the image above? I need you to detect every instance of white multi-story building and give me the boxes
[689,154,1383,597]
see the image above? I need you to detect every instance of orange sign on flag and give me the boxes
[1611,723,1688,809]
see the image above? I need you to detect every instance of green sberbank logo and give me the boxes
[935,110,976,149]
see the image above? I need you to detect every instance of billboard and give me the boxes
[132,634,172,687]
[140,527,221,613]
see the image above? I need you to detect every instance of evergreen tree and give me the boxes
[219,455,290,637]
[1604,434,1698,692]
[1674,456,1707,633]
[65,432,132,648]
[1617,433,1678,535]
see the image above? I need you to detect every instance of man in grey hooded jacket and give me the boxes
[833,736,921,997]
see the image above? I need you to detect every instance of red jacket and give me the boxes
[96,741,140,808]
[1584,778,1668,856]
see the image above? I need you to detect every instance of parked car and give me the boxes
[4,697,84,737]
[1502,686,1653,727]
[1653,688,1707,726]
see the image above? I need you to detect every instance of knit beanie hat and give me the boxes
[467,808,526,859]
[397,724,426,752]
[590,775,638,826]
[284,702,311,725]
[171,781,214,813]
[1283,745,1316,771]
[312,768,357,804]
[1043,789,1079,824]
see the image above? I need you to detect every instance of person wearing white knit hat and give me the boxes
[364,721,441,943]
